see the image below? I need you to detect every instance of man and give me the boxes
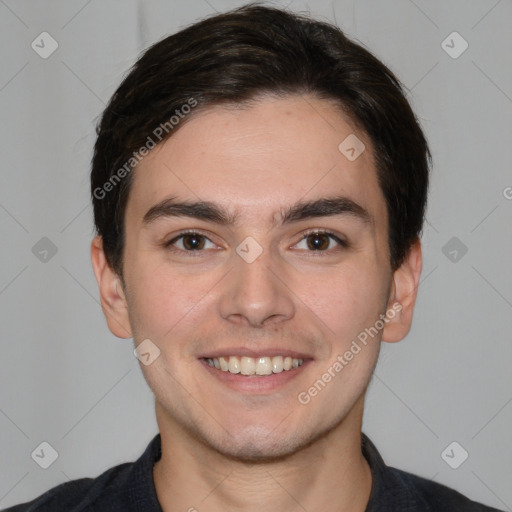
[6,4,504,511]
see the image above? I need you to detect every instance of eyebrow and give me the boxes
[142,195,372,227]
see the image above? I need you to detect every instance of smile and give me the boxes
[204,355,304,376]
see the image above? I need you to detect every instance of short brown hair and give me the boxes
[91,3,430,274]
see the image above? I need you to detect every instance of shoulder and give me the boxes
[389,466,504,512]
[3,462,133,511]
[3,433,162,512]
[361,434,504,512]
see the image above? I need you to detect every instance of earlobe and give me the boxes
[381,238,423,343]
[90,236,132,339]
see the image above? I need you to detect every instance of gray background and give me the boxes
[1,0,511,509]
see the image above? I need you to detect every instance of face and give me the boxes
[92,94,421,461]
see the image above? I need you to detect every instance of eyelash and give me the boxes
[163,229,348,256]
[294,229,349,253]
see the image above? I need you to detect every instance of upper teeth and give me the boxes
[205,356,304,375]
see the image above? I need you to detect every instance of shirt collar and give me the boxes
[127,432,163,511]
[362,433,430,511]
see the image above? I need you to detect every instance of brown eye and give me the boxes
[181,234,206,250]
[166,232,216,252]
[293,231,348,252]
[306,233,331,250]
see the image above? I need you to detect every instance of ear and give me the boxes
[90,236,132,339]
[381,238,422,343]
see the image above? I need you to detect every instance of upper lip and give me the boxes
[198,347,313,360]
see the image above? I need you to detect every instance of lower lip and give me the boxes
[200,358,311,393]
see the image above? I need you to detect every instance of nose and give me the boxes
[218,241,295,328]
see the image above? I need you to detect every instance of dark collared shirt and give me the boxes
[5,433,504,511]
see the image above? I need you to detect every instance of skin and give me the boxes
[91,94,422,512]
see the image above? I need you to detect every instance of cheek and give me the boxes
[301,261,387,345]
[126,256,221,341]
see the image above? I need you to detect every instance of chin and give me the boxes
[211,431,306,463]
[199,420,335,464]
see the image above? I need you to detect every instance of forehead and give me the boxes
[126,94,387,232]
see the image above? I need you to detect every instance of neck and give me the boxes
[153,397,372,512]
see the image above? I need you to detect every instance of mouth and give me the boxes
[204,355,304,376]
[199,352,312,393]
